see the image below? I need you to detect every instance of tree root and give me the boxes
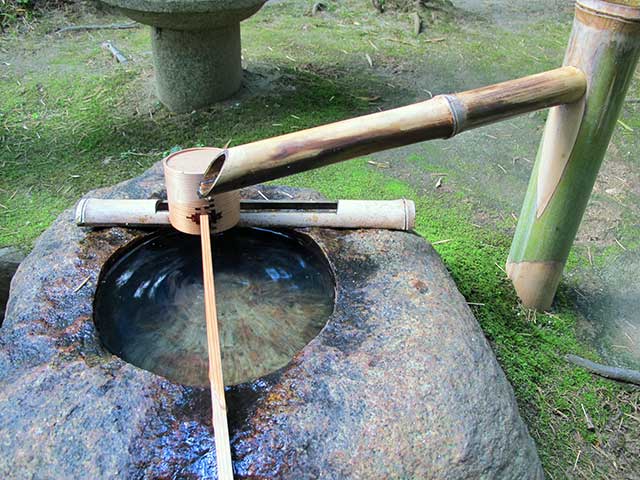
[565,354,640,386]
[55,22,140,34]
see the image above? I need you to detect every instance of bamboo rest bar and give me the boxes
[75,198,416,231]
[199,66,587,196]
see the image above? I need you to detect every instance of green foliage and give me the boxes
[1,0,28,31]
[0,0,71,31]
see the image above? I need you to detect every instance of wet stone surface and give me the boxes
[0,163,543,479]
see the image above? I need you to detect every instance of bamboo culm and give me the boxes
[198,67,586,196]
[507,0,640,310]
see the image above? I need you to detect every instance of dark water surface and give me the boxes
[94,228,335,386]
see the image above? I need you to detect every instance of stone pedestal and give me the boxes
[100,0,266,112]
[151,24,242,112]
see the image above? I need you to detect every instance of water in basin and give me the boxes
[94,228,335,387]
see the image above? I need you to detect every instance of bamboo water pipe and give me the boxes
[156,68,585,236]
[198,66,587,197]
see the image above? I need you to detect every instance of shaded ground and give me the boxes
[1,0,640,478]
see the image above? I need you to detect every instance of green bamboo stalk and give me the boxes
[507,0,640,310]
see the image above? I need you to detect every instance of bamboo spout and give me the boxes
[199,66,586,196]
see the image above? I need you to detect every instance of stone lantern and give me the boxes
[102,0,267,112]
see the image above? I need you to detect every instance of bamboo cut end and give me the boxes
[577,0,640,25]
[163,147,240,235]
[596,0,640,8]
[506,260,564,311]
[199,149,228,198]
[403,199,416,230]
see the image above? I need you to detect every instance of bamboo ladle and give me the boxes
[163,148,238,480]
[200,214,233,480]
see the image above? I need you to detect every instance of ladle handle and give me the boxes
[200,214,234,480]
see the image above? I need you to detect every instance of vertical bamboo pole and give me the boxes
[200,214,234,480]
[507,0,640,310]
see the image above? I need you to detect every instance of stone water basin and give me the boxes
[0,163,543,479]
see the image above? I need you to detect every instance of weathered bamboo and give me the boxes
[200,214,234,480]
[240,199,415,230]
[74,198,416,231]
[75,198,167,226]
[507,0,640,310]
[198,67,587,196]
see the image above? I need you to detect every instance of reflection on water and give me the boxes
[94,228,335,386]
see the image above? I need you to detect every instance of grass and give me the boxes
[1,0,639,477]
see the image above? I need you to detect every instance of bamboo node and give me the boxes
[441,94,464,137]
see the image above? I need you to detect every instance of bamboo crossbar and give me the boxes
[75,198,416,230]
[199,66,586,196]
